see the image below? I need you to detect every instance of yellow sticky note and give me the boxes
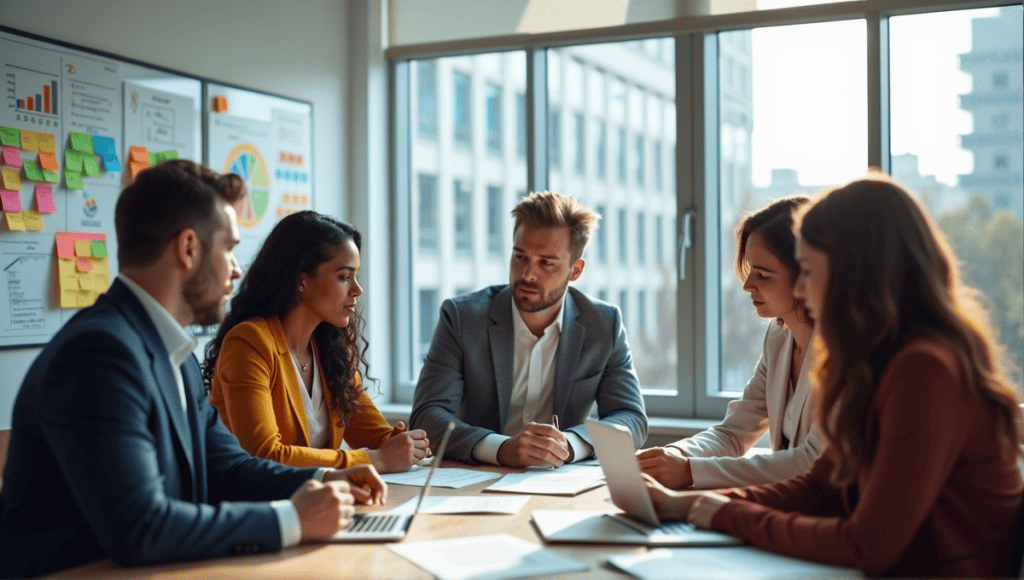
[61,289,79,308]
[78,276,97,291]
[21,130,39,152]
[58,259,77,285]
[22,210,43,230]
[91,257,110,278]
[37,133,56,154]
[74,239,92,257]
[2,168,21,191]
[93,273,110,292]
[77,291,98,307]
[5,211,25,231]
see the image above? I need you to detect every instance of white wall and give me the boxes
[0,0,351,429]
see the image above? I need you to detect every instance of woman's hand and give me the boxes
[636,446,694,489]
[642,473,701,521]
[367,421,430,473]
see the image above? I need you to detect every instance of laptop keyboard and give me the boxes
[658,521,696,534]
[348,513,402,534]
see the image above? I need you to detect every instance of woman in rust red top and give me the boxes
[645,175,1024,578]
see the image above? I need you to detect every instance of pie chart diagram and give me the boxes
[225,143,271,229]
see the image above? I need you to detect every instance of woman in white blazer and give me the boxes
[637,196,824,489]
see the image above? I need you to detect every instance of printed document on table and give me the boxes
[390,533,587,580]
[606,547,861,580]
[483,464,604,496]
[391,495,530,515]
[379,465,501,488]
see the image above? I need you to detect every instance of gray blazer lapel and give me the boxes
[553,294,584,419]
[488,288,515,432]
[766,329,791,451]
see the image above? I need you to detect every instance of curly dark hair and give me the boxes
[202,211,371,423]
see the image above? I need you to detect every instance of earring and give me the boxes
[299,285,304,293]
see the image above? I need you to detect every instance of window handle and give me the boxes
[678,209,695,281]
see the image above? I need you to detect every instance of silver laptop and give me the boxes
[586,419,742,545]
[329,421,454,542]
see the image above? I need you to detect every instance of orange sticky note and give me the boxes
[22,210,43,230]
[129,146,149,164]
[129,161,147,178]
[213,95,228,112]
[37,133,56,154]
[2,168,21,191]
[5,211,26,231]
[38,152,59,172]
[75,257,93,273]
[21,130,39,152]
[74,239,92,257]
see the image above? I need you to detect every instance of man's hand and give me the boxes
[367,421,431,473]
[290,479,354,541]
[323,464,387,506]
[636,446,694,489]
[497,422,571,468]
[642,473,700,521]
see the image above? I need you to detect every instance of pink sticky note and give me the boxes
[3,146,22,167]
[55,234,75,259]
[76,257,93,273]
[0,190,21,213]
[35,184,56,213]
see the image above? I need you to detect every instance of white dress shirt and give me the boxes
[288,351,330,450]
[117,274,309,548]
[472,292,592,464]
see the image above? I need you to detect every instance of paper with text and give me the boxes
[389,533,587,580]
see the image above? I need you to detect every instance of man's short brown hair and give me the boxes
[115,159,246,266]
[510,191,601,262]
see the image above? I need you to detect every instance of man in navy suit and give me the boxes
[411,191,647,467]
[0,160,386,578]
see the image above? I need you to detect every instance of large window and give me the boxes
[393,3,1023,412]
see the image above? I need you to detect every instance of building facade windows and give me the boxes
[417,61,437,138]
[487,185,503,256]
[454,179,473,254]
[453,72,471,146]
[418,173,438,252]
[486,83,502,154]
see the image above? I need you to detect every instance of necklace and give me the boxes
[299,361,309,372]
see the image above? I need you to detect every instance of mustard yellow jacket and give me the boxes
[209,315,392,468]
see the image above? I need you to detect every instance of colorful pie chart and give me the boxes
[224,143,270,228]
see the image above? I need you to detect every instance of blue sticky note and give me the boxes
[92,135,116,155]
[102,155,121,172]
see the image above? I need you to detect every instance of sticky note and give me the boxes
[69,132,94,154]
[60,289,78,308]
[2,168,21,190]
[64,149,83,172]
[74,239,92,257]
[3,146,22,167]
[148,152,159,166]
[38,152,58,172]
[64,169,84,190]
[91,240,107,257]
[102,156,122,172]
[58,258,76,280]
[77,291,98,307]
[78,276,97,291]
[0,126,20,147]
[92,135,116,155]
[5,211,25,231]
[92,257,109,278]
[22,210,43,230]
[1,190,22,213]
[35,184,56,213]
[37,133,56,154]
[20,130,37,152]
[42,170,58,183]
[158,150,178,161]
[55,234,74,259]
[129,146,148,163]
[82,156,101,177]
[129,161,147,179]
[75,257,93,273]
[23,159,43,181]
[93,272,110,292]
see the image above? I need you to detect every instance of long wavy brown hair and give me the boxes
[796,175,1022,486]
[202,211,371,424]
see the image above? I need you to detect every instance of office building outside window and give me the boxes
[487,185,503,257]
[573,112,585,175]
[515,93,526,158]
[617,208,628,263]
[417,61,437,138]
[454,179,472,255]
[418,173,438,252]
[453,71,471,146]
[486,82,502,154]
[593,120,607,179]
[548,108,561,169]
[637,212,646,264]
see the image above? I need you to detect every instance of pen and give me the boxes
[552,414,559,431]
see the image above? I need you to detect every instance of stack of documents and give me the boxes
[484,464,604,496]
[390,533,587,580]
[391,495,530,515]
[606,547,861,579]
[380,466,502,489]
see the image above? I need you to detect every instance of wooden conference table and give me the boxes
[54,461,648,579]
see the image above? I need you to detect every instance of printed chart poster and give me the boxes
[123,80,197,175]
[206,84,312,271]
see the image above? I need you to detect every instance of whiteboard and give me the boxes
[205,82,314,273]
[0,27,203,349]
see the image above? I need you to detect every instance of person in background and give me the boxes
[411,190,647,467]
[0,161,385,579]
[644,175,1023,578]
[638,196,825,489]
[205,211,428,473]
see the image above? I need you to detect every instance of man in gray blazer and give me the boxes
[411,191,647,467]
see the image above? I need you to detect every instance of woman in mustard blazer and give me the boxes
[203,211,428,472]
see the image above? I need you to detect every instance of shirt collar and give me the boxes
[118,274,198,367]
[511,289,567,338]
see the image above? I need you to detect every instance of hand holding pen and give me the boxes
[496,414,571,468]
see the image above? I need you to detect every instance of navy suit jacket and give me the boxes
[410,285,648,463]
[0,280,317,578]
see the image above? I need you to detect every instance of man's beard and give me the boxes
[182,255,225,327]
[512,276,569,313]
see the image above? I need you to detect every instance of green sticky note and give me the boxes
[64,168,84,190]
[82,155,101,177]
[69,131,94,154]
[0,126,20,147]
[42,170,58,183]
[64,149,83,172]
[148,152,159,165]
[23,159,44,181]
[159,150,178,161]
[91,240,108,257]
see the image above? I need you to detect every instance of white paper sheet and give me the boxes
[606,547,861,580]
[390,533,588,580]
[483,464,604,496]
[380,466,502,488]
[388,495,528,515]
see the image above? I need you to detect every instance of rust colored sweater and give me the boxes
[710,338,1023,578]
